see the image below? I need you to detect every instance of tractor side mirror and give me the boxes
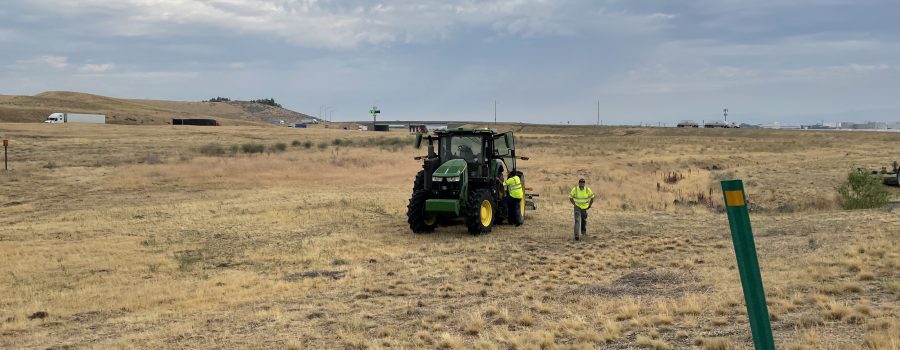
[414,133,423,149]
[504,133,514,149]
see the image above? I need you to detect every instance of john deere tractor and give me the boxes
[407,128,535,235]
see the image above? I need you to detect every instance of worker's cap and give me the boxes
[578,178,585,183]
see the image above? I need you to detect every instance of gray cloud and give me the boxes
[0,0,898,124]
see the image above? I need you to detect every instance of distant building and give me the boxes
[802,124,835,130]
[408,124,448,133]
[409,124,427,133]
[677,120,699,128]
[761,122,802,130]
[841,121,889,130]
[703,120,738,128]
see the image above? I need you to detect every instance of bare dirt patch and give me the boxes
[575,269,703,297]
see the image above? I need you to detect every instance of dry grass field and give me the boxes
[1,123,898,349]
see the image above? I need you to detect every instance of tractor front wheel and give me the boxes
[412,170,425,193]
[465,189,495,235]
[407,190,437,233]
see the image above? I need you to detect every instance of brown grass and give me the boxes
[0,123,898,349]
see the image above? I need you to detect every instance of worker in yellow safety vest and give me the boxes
[504,170,524,226]
[569,178,595,241]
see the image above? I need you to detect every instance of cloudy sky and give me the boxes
[1,0,898,124]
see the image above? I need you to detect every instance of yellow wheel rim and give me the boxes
[424,216,437,226]
[480,200,492,227]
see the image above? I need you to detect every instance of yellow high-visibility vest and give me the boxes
[570,186,594,209]
[505,176,524,199]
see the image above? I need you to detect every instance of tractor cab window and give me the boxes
[492,133,515,170]
[440,135,486,176]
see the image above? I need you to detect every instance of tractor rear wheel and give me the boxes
[407,190,437,233]
[517,171,526,224]
[465,189,495,235]
[518,196,526,225]
[494,194,506,225]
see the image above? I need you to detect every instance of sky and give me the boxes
[1,0,898,125]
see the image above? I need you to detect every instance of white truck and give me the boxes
[44,113,106,124]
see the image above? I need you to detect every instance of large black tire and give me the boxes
[514,196,525,226]
[465,189,495,235]
[407,190,437,233]
[495,193,507,225]
[498,197,525,226]
[412,170,425,193]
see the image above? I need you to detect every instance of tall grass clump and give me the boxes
[363,136,409,151]
[143,153,164,164]
[270,142,287,153]
[241,143,266,154]
[198,143,226,156]
[291,140,302,147]
[836,170,889,210]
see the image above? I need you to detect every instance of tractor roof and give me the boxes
[434,127,498,135]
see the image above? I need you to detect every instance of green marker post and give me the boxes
[720,179,775,350]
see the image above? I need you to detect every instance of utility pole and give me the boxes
[724,107,729,122]
[494,100,497,125]
[597,100,600,126]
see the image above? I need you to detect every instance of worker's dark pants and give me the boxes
[505,196,522,225]
[574,207,588,239]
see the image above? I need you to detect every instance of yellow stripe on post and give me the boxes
[725,190,745,207]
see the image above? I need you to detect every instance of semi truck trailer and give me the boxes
[172,118,219,126]
[44,113,106,124]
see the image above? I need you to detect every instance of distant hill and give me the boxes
[0,91,318,125]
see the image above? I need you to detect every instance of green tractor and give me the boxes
[407,128,535,235]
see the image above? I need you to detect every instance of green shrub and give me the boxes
[303,141,313,149]
[317,142,328,150]
[836,170,889,210]
[291,140,302,147]
[198,143,226,156]
[270,142,287,153]
[241,143,266,154]
[174,250,203,271]
[230,144,240,155]
[332,138,343,146]
[360,136,408,151]
[144,153,164,164]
